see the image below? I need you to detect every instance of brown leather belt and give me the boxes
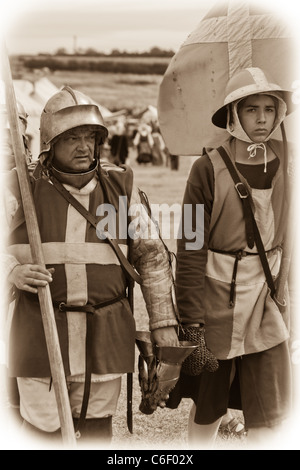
[53,293,125,436]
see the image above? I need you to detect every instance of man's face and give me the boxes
[237,94,276,143]
[52,126,96,172]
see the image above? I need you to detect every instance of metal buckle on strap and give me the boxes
[58,302,66,312]
[235,182,248,199]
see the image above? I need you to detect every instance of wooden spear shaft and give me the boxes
[274,124,296,311]
[1,43,77,448]
[274,194,295,310]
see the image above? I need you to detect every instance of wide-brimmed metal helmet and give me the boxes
[212,67,294,129]
[39,86,108,163]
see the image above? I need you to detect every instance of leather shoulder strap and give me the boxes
[217,146,275,297]
[49,173,142,285]
[217,146,255,249]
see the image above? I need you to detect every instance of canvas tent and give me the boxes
[13,78,50,159]
[140,105,158,124]
[158,0,298,155]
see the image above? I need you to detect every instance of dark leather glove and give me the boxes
[179,325,219,375]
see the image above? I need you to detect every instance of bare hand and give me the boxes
[8,264,55,294]
[151,326,179,347]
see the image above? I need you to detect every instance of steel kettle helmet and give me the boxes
[212,67,294,129]
[39,86,108,163]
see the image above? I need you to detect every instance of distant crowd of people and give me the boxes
[103,117,179,170]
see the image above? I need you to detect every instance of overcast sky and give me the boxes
[1,0,211,55]
[0,0,299,56]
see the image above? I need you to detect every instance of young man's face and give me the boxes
[237,94,276,143]
[53,126,96,172]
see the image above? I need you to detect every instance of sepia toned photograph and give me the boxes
[0,0,299,453]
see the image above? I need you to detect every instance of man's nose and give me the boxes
[257,111,266,123]
[77,137,89,150]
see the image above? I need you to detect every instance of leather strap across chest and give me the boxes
[49,173,142,285]
[217,146,276,299]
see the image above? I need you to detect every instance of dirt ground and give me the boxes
[110,367,247,451]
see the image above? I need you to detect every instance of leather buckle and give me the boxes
[58,302,66,312]
[235,182,248,199]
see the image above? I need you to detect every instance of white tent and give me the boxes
[141,105,158,124]
[30,76,59,106]
[13,79,47,158]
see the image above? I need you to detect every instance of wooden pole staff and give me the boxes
[274,192,295,311]
[274,124,296,312]
[1,42,77,448]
